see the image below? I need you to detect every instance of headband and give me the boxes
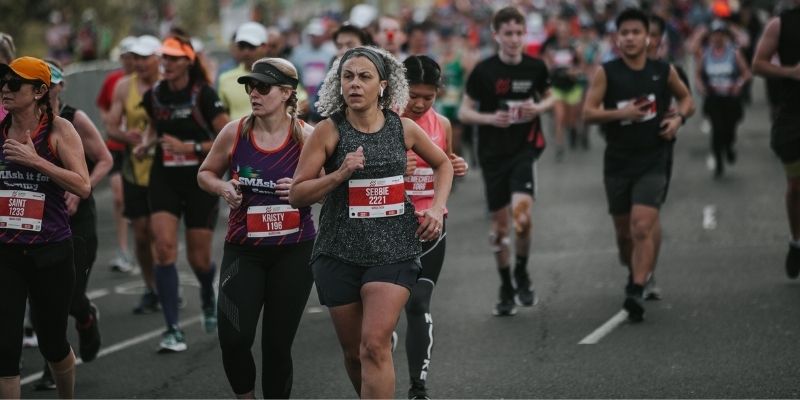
[337,47,387,81]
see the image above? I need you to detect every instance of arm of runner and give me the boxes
[105,77,141,145]
[583,67,647,124]
[733,50,752,96]
[439,113,467,176]
[198,119,241,209]
[694,52,707,96]
[660,65,695,140]
[73,110,113,188]
[457,94,511,127]
[3,118,91,199]
[290,119,357,208]
[403,117,453,241]
[753,18,800,80]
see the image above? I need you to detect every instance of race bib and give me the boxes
[246,204,301,238]
[405,168,434,197]
[617,94,657,126]
[348,175,405,218]
[0,190,45,232]
[162,141,199,167]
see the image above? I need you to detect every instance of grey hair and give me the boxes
[315,46,408,117]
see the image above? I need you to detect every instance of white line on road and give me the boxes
[21,315,203,386]
[86,288,110,300]
[578,309,629,345]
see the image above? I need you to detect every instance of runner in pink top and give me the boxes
[400,55,468,400]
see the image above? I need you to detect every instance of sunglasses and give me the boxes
[237,42,258,51]
[0,77,35,92]
[244,81,272,95]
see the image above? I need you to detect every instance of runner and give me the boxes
[543,16,584,160]
[289,46,454,398]
[696,20,751,179]
[138,36,229,352]
[106,35,161,314]
[401,55,468,400]
[35,60,113,390]
[0,56,91,399]
[751,0,800,278]
[458,6,553,316]
[0,33,14,121]
[218,22,268,119]
[198,57,314,399]
[97,36,137,273]
[583,8,694,322]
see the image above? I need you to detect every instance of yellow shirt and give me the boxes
[122,74,154,186]
[217,64,251,120]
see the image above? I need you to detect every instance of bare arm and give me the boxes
[457,94,510,127]
[583,67,627,124]
[753,18,800,80]
[734,50,752,89]
[73,110,112,188]
[198,119,241,207]
[105,77,135,144]
[289,119,354,208]
[668,65,695,119]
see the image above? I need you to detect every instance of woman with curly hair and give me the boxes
[290,46,454,398]
[198,57,315,398]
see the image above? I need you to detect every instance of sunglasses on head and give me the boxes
[237,42,258,51]
[244,81,272,95]
[0,77,36,92]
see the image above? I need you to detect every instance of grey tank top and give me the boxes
[312,109,422,266]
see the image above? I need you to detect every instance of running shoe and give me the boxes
[22,328,38,348]
[786,244,800,279]
[623,294,645,323]
[133,289,160,314]
[493,285,517,317]
[514,268,537,307]
[158,327,187,353]
[34,363,56,391]
[109,251,135,273]
[77,303,101,362]
[202,305,217,334]
[643,275,662,301]
[408,384,430,400]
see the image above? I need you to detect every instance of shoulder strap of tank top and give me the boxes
[60,105,77,123]
[189,83,214,140]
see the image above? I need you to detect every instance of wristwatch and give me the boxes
[194,142,203,155]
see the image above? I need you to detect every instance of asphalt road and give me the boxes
[18,78,800,398]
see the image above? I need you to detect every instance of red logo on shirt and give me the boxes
[495,79,511,95]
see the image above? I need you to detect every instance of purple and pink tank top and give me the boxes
[0,114,71,244]
[225,117,316,246]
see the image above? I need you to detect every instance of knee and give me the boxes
[342,347,361,370]
[359,334,390,366]
[187,252,210,270]
[153,241,177,261]
[219,329,252,356]
[513,202,532,236]
[405,282,433,316]
[489,228,510,253]
[38,337,70,363]
[630,218,654,242]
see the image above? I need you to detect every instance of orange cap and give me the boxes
[0,56,51,86]
[711,0,731,18]
[160,37,196,62]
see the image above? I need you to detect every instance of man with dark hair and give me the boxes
[459,6,553,316]
[752,0,800,279]
[583,8,694,322]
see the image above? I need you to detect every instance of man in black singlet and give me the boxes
[752,0,800,279]
[583,8,694,322]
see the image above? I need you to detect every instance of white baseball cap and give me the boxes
[129,35,161,57]
[235,22,268,46]
[118,36,138,54]
[305,18,326,36]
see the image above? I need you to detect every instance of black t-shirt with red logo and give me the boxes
[465,54,550,161]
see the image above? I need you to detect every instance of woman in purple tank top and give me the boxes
[0,57,90,398]
[198,57,315,399]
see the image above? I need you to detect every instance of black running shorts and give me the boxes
[122,179,150,220]
[148,168,220,230]
[771,107,800,165]
[604,170,669,216]
[312,255,422,307]
[480,150,537,212]
[110,149,125,174]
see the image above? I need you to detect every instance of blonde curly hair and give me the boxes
[315,46,408,117]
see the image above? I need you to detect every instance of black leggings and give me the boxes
[706,96,743,171]
[405,229,447,388]
[69,198,98,322]
[0,240,75,376]
[217,241,314,398]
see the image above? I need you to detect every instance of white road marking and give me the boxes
[578,309,629,345]
[86,288,110,300]
[20,315,203,386]
[703,205,717,230]
[306,306,324,314]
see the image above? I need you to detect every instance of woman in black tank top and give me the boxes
[290,46,454,398]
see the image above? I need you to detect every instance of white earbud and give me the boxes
[379,87,384,97]
[340,86,343,96]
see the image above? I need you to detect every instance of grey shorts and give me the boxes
[312,255,421,307]
[604,172,669,216]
